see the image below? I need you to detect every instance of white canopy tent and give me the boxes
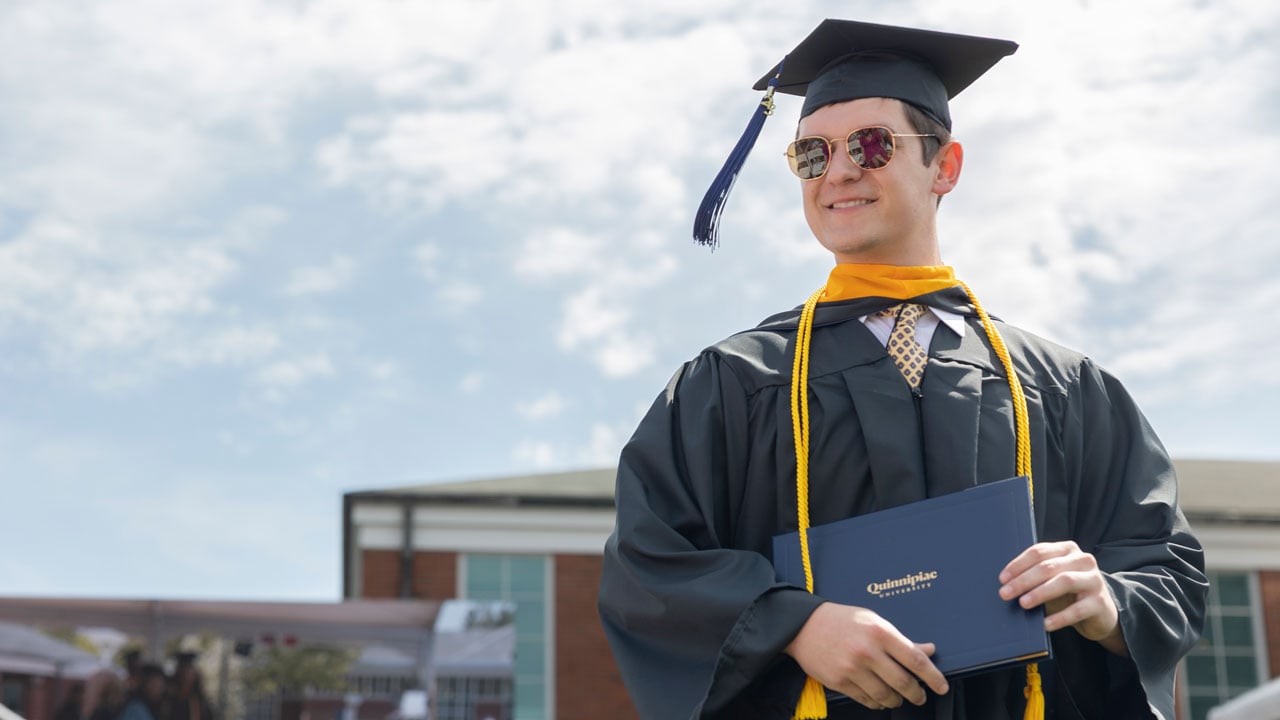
[1207,678,1280,720]
[0,597,440,659]
[0,622,107,679]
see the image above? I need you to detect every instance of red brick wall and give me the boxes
[358,549,458,600]
[359,549,401,598]
[554,554,637,720]
[412,551,458,600]
[1259,570,1280,678]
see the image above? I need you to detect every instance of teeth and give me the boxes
[831,199,872,209]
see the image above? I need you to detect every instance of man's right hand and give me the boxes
[783,602,949,710]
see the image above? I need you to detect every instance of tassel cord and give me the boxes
[693,61,784,248]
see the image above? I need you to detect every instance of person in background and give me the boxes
[120,650,143,696]
[118,664,166,720]
[88,677,124,720]
[168,653,214,720]
[53,684,84,720]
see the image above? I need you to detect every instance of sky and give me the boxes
[1,0,1277,601]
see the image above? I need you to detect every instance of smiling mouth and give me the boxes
[829,199,874,209]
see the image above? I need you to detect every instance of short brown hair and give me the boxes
[901,101,951,166]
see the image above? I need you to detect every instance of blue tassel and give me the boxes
[692,61,786,249]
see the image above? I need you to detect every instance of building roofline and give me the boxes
[346,492,615,509]
[345,467,617,509]
[345,459,1280,520]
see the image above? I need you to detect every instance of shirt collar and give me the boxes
[859,305,967,337]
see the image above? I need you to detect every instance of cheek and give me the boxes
[799,184,824,233]
[801,182,823,211]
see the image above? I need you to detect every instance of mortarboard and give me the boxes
[693,20,1017,248]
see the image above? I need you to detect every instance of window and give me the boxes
[2,677,25,716]
[463,554,550,720]
[436,676,513,720]
[1182,571,1268,720]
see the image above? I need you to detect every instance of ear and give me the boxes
[932,140,963,196]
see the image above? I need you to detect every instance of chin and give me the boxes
[823,237,882,260]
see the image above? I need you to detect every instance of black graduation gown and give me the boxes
[598,287,1207,720]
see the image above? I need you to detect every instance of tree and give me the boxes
[240,645,357,696]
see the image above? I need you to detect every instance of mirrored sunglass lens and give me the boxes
[849,127,895,169]
[789,138,830,179]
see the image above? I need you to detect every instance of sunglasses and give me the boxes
[785,126,938,180]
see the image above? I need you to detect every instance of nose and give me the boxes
[823,138,864,182]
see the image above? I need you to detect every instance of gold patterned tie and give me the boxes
[878,303,928,388]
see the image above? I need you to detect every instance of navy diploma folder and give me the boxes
[773,476,1050,677]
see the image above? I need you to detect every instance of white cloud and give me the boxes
[556,286,627,350]
[304,10,754,380]
[458,371,486,394]
[513,227,604,280]
[368,360,397,382]
[594,334,656,379]
[254,353,335,399]
[517,391,566,421]
[505,419,631,472]
[0,218,236,355]
[319,109,518,211]
[576,422,626,467]
[167,326,282,368]
[512,440,558,469]
[283,254,355,296]
[437,281,484,313]
[413,243,440,279]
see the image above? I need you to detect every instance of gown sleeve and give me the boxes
[1053,358,1208,720]
[598,350,824,720]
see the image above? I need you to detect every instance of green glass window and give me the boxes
[464,554,550,720]
[1182,571,1267,720]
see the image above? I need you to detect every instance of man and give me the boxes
[117,663,167,720]
[598,19,1206,720]
[168,653,214,720]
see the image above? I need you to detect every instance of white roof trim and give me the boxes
[353,503,615,555]
[1198,523,1280,571]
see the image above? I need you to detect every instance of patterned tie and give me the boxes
[878,303,928,388]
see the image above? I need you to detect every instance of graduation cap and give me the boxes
[693,20,1017,248]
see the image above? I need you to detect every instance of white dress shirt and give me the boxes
[860,305,967,352]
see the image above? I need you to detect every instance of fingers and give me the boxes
[845,659,923,709]
[998,541,1121,645]
[837,638,948,708]
[1041,586,1109,633]
[999,541,1096,603]
[786,604,949,710]
[999,540,1082,588]
[898,642,949,697]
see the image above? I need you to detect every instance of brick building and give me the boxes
[0,621,105,720]
[342,459,1280,720]
[343,470,627,720]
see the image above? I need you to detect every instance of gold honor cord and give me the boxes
[788,284,1043,720]
[789,288,827,720]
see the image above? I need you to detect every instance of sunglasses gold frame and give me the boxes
[785,126,938,180]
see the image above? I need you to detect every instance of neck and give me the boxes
[833,243,943,267]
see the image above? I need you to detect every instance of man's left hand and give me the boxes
[999,541,1128,656]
